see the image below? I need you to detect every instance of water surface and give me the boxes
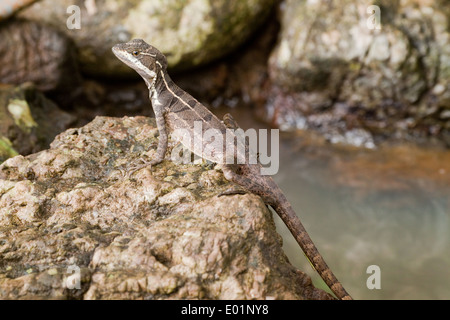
[275,140,450,299]
[217,106,450,299]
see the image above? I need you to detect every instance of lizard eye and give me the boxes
[132,51,140,56]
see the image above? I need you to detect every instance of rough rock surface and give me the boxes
[0,19,81,92]
[0,116,332,300]
[265,0,450,147]
[0,83,75,163]
[20,0,275,75]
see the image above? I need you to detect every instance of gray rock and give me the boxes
[266,0,450,147]
[20,0,275,76]
[0,116,332,300]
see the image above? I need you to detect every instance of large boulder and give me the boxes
[265,0,450,147]
[20,0,275,76]
[0,116,332,300]
[0,19,81,92]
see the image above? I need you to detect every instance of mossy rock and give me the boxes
[20,0,275,76]
[0,83,75,163]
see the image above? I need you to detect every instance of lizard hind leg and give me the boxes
[218,165,249,197]
[220,114,270,200]
[217,187,248,197]
[220,164,266,196]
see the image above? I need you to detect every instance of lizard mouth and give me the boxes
[112,45,131,66]
[112,45,157,82]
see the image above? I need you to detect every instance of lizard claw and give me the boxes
[126,158,163,178]
[127,162,153,178]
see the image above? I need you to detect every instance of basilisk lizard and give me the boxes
[112,39,352,300]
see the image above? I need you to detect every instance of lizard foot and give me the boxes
[125,158,163,178]
[218,186,248,197]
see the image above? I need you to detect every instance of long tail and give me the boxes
[221,162,352,300]
[269,188,352,300]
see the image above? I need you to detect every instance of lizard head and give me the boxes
[112,39,168,87]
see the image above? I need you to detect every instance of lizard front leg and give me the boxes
[128,108,168,176]
[151,107,169,165]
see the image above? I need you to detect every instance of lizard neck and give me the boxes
[148,67,173,109]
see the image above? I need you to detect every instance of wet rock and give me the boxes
[0,116,332,300]
[0,83,75,163]
[20,0,275,76]
[0,19,81,92]
[265,0,450,147]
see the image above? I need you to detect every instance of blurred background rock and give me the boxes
[0,0,448,157]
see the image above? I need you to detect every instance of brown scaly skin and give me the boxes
[112,39,352,300]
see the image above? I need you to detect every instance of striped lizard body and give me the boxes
[112,39,352,300]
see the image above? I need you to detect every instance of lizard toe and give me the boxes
[217,186,248,197]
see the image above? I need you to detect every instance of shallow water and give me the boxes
[216,107,450,300]
[274,141,450,300]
